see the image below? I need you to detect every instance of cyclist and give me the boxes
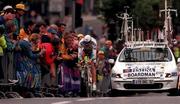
[78,35,97,91]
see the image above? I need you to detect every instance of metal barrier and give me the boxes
[1,51,15,83]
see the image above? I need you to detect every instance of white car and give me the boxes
[111,41,179,95]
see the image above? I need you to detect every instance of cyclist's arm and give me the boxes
[78,41,84,62]
[91,38,97,63]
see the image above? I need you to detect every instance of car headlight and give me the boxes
[165,72,177,78]
[111,73,122,78]
[165,73,171,78]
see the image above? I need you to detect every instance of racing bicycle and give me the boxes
[78,56,93,97]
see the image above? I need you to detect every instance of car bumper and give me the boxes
[111,77,178,91]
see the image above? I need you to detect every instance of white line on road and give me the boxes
[76,98,95,102]
[51,101,72,104]
[96,97,111,100]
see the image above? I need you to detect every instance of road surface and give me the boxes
[1,92,180,104]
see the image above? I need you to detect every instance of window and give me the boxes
[118,48,172,62]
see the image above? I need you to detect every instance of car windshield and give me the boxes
[118,47,172,62]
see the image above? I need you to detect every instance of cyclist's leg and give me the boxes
[91,62,96,91]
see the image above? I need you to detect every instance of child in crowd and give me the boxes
[96,50,111,96]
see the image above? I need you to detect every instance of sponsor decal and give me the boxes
[126,66,156,78]
[128,72,156,77]
[131,66,156,72]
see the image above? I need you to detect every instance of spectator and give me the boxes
[19,20,35,40]
[77,33,84,41]
[96,50,111,95]
[40,28,57,86]
[0,5,15,25]
[5,20,16,51]
[101,40,117,60]
[56,22,66,39]
[57,32,80,96]
[15,32,45,97]
[13,3,27,39]
[0,25,6,81]
[33,21,47,35]
[29,10,43,23]
[0,5,15,83]
[30,33,41,53]
[0,25,6,56]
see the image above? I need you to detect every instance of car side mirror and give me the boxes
[177,58,180,63]
[108,59,115,64]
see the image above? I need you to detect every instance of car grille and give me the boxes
[124,83,163,89]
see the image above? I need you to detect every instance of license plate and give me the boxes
[132,80,154,84]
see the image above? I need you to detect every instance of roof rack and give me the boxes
[159,0,177,46]
[125,41,168,49]
[117,2,177,48]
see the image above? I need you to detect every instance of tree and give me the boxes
[100,0,136,42]
[133,0,161,30]
[173,0,180,35]
[0,0,33,10]
[100,0,162,31]
[100,0,135,23]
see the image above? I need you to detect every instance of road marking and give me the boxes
[76,98,95,101]
[51,101,72,104]
[96,97,111,100]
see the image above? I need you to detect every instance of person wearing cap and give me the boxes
[15,3,27,15]
[39,27,58,86]
[13,3,27,39]
[47,26,61,62]
[0,6,16,85]
[96,50,111,96]
[46,26,60,48]
[0,5,15,25]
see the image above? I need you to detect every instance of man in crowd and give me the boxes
[13,3,27,40]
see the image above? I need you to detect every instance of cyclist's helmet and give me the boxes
[84,35,91,43]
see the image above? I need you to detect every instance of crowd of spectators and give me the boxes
[0,3,117,98]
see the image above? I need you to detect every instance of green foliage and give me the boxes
[100,0,164,30]
[0,0,22,5]
[0,0,32,6]
[133,0,161,29]
[100,0,134,23]
[173,0,180,25]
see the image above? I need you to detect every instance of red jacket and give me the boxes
[40,43,54,65]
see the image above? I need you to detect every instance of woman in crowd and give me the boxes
[15,20,45,97]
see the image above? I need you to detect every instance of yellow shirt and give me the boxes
[0,35,7,56]
[59,37,72,60]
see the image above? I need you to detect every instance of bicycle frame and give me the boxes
[78,60,93,97]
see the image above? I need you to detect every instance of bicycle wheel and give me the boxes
[43,93,55,97]
[6,92,22,98]
[34,92,44,97]
[0,91,6,99]
[86,69,92,97]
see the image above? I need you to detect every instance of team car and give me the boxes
[111,41,179,95]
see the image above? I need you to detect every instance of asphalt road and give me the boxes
[1,92,180,104]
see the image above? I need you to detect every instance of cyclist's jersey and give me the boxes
[78,37,97,62]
